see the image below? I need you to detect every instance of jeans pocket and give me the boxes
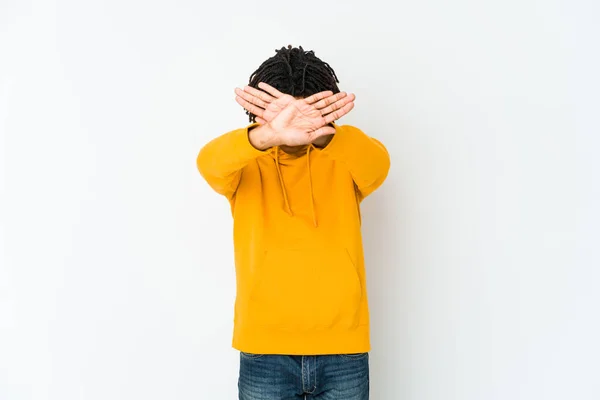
[240,351,265,359]
[338,352,369,360]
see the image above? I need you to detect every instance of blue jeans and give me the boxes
[238,352,369,399]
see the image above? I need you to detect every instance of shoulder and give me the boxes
[331,123,365,133]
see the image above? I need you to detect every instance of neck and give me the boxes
[279,144,307,154]
[279,135,334,154]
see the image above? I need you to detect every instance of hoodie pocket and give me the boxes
[248,247,362,330]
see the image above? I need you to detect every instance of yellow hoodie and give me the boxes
[197,122,390,355]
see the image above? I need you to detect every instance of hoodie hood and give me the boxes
[270,143,319,227]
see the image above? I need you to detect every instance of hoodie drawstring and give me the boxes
[274,148,293,216]
[307,145,318,227]
[273,145,318,227]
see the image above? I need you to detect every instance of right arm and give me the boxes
[198,85,354,199]
[196,123,277,199]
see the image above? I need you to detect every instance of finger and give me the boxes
[235,87,269,109]
[312,92,347,109]
[235,95,265,118]
[311,125,337,139]
[257,82,285,98]
[318,93,355,116]
[242,85,276,104]
[304,90,334,105]
[244,85,275,103]
[323,101,355,124]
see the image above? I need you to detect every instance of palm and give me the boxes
[270,100,328,146]
[262,94,295,122]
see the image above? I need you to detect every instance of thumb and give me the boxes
[312,125,336,138]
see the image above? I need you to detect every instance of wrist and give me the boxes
[312,133,334,148]
[248,123,280,150]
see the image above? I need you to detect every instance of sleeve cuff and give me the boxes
[232,122,271,159]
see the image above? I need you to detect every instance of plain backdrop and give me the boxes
[1,0,599,399]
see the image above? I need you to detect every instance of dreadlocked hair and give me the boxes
[245,45,340,123]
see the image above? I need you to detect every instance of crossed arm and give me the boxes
[197,83,390,200]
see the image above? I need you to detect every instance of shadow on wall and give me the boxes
[360,167,415,397]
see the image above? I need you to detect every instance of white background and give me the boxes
[1,0,599,399]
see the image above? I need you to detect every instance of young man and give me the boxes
[197,46,390,400]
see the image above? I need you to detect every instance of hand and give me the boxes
[235,83,295,124]
[237,82,355,148]
[235,82,355,125]
[251,91,355,147]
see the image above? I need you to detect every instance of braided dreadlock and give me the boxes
[245,45,341,123]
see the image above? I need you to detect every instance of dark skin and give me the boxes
[234,82,356,152]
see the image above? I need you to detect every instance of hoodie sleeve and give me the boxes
[321,124,390,200]
[196,123,267,200]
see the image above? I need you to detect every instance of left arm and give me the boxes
[321,124,390,200]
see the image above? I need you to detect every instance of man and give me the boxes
[196,45,390,400]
